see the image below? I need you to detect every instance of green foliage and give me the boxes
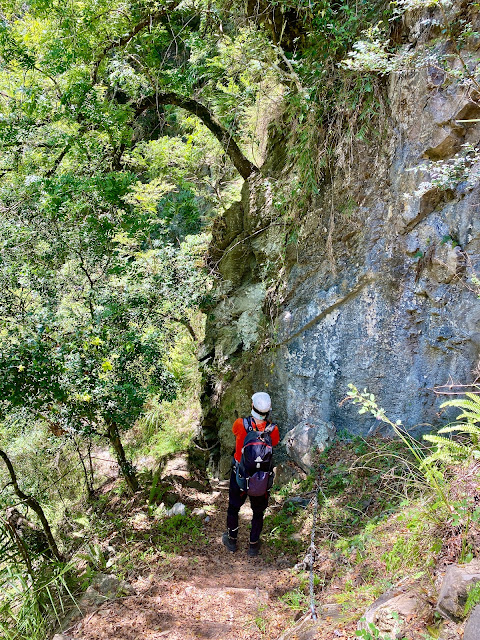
[280,588,309,611]
[269,0,390,214]
[154,513,206,553]
[356,621,396,640]
[0,509,78,640]
[412,145,480,197]
[346,384,450,508]
[342,24,392,75]
[253,603,268,634]
[264,501,302,551]
[423,392,480,465]
[77,542,107,572]
[345,0,480,90]
[465,580,480,616]
[0,2,224,627]
[382,521,426,574]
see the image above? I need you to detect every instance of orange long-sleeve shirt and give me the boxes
[232,417,280,463]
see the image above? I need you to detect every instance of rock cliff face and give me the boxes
[200,7,480,473]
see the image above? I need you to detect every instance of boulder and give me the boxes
[359,589,428,639]
[423,129,462,160]
[161,455,190,480]
[464,603,480,640]
[283,421,335,472]
[274,461,306,486]
[437,620,463,639]
[57,573,135,632]
[436,560,480,621]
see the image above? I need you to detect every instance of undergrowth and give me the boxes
[268,412,480,635]
[130,325,203,461]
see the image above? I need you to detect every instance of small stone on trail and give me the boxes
[285,496,310,509]
[166,502,186,517]
[191,507,206,518]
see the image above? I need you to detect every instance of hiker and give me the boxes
[222,391,280,556]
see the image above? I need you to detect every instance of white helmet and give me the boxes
[252,392,272,416]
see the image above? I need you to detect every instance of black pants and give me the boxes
[226,469,269,544]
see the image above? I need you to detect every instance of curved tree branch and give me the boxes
[135,93,258,179]
[0,449,64,561]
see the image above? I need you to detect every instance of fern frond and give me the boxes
[454,411,480,423]
[441,395,480,424]
[437,423,480,438]
[465,392,480,402]
[423,451,455,465]
[423,434,470,452]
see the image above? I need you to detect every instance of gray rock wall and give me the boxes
[200,7,480,473]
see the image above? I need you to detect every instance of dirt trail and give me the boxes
[70,468,301,640]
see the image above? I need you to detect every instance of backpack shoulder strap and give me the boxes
[243,417,254,433]
[264,421,276,434]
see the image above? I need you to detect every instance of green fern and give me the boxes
[423,393,480,464]
[441,393,480,424]
[423,434,470,453]
[422,436,471,465]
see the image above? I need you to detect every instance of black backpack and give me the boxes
[236,417,276,496]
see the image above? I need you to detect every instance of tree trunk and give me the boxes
[73,436,95,498]
[87,439,95,493]
[178,318,197,341]
[0,449,64,562]
[106,422,139,493]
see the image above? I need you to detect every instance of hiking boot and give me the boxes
[222,532,237,552]
[248,540,262,557]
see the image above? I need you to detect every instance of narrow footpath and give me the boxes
[68,461,304,640]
